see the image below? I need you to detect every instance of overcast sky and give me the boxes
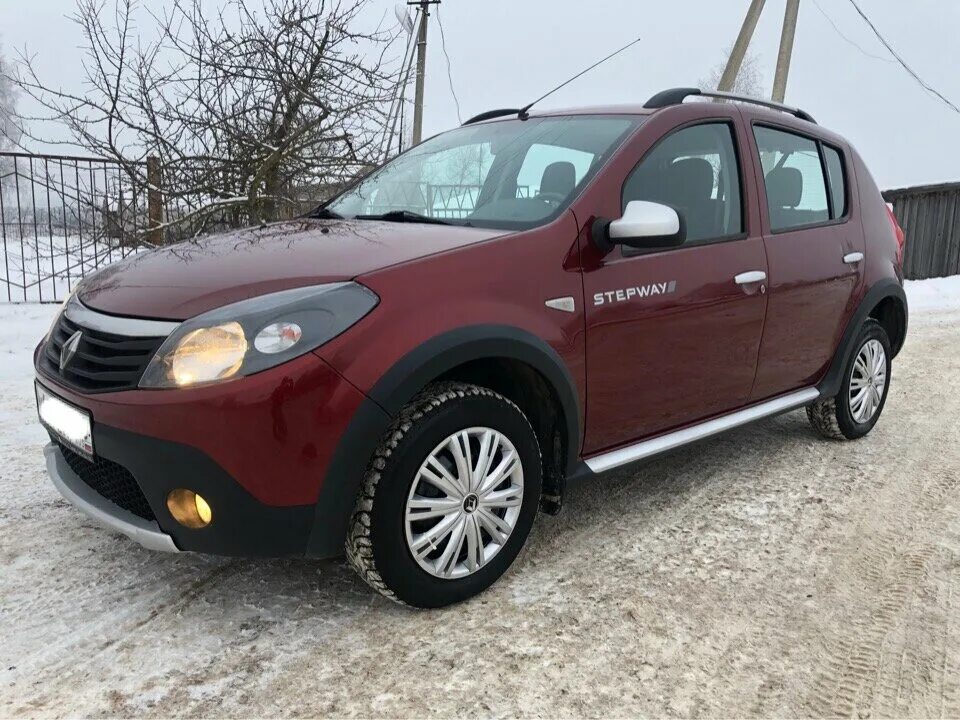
[4,0,959,189]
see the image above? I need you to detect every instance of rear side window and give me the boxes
[823,145,847,218]
[754,126,829,231]
[623,123,743,244]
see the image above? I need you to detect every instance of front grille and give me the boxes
[41,313,165,393]
[56,441,156,521]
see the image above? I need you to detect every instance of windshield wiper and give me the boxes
[355,210,451,225]
[310,207,344,219]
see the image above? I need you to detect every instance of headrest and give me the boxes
[665,158,714,203]
[539,161,577,197]
[765,167,803,208]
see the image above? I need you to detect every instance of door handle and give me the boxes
[734,271,767,285]
[843,252,864,264]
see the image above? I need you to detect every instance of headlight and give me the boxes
[167,322,248,386]
[139,282,378,389]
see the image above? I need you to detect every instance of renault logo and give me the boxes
[462,494,479,514]
[60,331,82,371]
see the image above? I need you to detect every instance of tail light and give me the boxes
[886,203,906,268]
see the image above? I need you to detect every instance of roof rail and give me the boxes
[462,108,522,126]
[643,87,816,124]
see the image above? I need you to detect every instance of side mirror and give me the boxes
[593,201,684,253]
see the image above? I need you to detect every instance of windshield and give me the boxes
[327,115,641,230]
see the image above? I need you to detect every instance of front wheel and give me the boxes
[346,382,542,608]
[807,319,892,440]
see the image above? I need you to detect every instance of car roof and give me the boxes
[464,91,848,147]
[532,100,847,146]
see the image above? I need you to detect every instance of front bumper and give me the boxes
[44,420,318,556]
[44,443,178,552]
[36,349,389,558]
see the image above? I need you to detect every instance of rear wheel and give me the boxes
[807,319,892,440]
[346,382,542,608]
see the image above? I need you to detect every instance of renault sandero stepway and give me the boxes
[35,88,908,607]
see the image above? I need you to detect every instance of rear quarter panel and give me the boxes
[852,146,903,287]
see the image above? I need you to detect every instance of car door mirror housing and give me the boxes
[594,201,685,253]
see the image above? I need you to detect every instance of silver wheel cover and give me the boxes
[404,427,524,580]
[849,339,887,424]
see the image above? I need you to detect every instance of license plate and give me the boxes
[36,382,94,460]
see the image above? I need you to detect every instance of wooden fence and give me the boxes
[884,182,960,280]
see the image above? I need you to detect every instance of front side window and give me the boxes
[622,123,743,244]
[754,126,830,231]
[327,116,640,230]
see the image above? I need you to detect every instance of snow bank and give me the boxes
[903,276,960,314]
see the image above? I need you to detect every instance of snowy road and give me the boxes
[2,280,959,718]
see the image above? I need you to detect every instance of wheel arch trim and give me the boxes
[365,325,582,468]
[305,325,582,558]
[818,278,908,399]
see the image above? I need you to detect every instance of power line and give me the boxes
[810,0,893,63]
[435,6,462,124]
[381,25,418,160]
[846,0,960,115]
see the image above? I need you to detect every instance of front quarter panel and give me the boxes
[314,212,586,447]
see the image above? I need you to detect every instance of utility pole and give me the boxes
[717,0,767,93]
[408,0,440,146]
[772,0,801,102]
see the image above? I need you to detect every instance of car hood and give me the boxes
[79,219,507,320]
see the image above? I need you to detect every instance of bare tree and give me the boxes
[0,42,22,217]
[1,41,22,202]
[702,47,766,98]
[6,0,400,238]
[0,44,17,148]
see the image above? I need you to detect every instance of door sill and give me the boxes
[584,387,820,474]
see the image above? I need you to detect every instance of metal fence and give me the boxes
[884,182,960,280]
[0,151,320,303]
[0,151,155,303]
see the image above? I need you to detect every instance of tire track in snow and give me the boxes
[804,406,960,716]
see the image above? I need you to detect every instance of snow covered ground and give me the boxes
[0,278,958,717]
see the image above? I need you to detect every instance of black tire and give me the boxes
[345,382,542,608]
[807,319,892,440]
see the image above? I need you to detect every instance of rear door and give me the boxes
[580,111,769,454]
[747,124,864,400]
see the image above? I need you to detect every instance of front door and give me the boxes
[582,119,769,454]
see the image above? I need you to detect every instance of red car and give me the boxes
[35,88,907,607]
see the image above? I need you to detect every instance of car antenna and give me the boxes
[517,36,643,120]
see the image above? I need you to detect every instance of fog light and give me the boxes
[167,489,213,529]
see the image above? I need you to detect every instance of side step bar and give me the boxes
[584,388,820,474]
